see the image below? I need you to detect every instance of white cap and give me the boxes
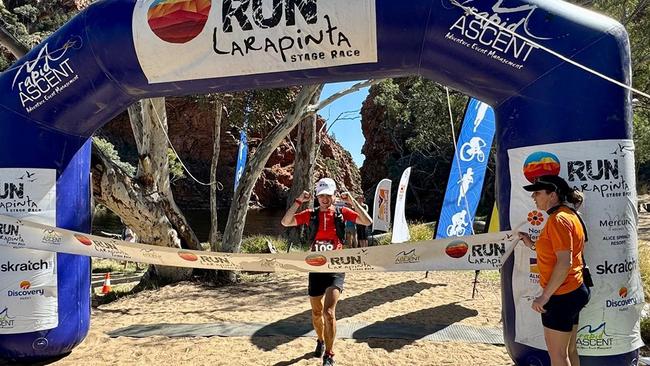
[315,178,336,196]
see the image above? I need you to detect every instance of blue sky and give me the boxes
[319,81,370,167]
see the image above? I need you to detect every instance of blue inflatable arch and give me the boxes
[0,0,639,364]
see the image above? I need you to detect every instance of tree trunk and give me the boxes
[210,99,223,250]
[91,144,191,286]
[284,99,319,250]
[126,98,195,284]
[218,84,323,283]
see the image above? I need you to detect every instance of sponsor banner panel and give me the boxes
[508,140,643,355]
[391,167,411,243]
[0,214,518,273]
[0,168,58,334]
[133,0,378,83]
[372,179,391,232]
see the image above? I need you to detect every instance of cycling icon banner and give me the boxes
[436,99,495,239]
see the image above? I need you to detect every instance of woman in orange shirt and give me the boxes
[518,175,590,366]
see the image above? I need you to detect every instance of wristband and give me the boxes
[294,199,303,206]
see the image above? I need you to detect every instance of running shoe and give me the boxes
[322,354,335,366]
[314,339,325,358]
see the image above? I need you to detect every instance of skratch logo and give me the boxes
[148,0,212,43]
[527,210,544,226]
[522,151,560,183]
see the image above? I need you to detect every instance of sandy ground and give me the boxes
[7,209,649,366]
[52,270,510,366]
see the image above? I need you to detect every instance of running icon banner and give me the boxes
[391,167,411,243]
[0,214,517,273]
[372,178,391,232]
[436,99,495,239]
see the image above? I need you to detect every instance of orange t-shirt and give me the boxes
[535,206,585,295]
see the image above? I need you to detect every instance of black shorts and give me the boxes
[356,225,368,240]
[308,273,345,297]
[541,284,590,332]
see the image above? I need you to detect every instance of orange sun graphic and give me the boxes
[527,210,544,226]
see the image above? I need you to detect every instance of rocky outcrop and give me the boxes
[98,97,361,210]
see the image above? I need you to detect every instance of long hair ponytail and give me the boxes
[565,188,584,209]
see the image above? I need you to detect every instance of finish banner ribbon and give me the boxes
[0,215,518,273]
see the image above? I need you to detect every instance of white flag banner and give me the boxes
[0,214,519,273]
[0,168,58,335]
[372,178,391,232]
[508,139,643,356]
[392,167,411,243]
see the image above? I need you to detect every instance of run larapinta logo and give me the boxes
[19,280,30,289]
[74,234,93,246]
[523,151,560,183]
[445,240,468,259]
[148,0,212,43]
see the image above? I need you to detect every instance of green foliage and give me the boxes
[93,137,136,176]
[323,158,340,177]
[167,148,186,183]
[374,222,435,245]
[240,235,288,253]
[639,245,650,344]
[0,1,79,70]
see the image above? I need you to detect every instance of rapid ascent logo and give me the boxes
[395,248,420,264]
[11,39,81,113]
[577,322,613,349]
[444,0,556,70]
[148,0,212,43]
[41,229,62,245]
[0,307,15,329]
[522,152,560,183]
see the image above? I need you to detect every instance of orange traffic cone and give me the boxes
[101,273,112,294]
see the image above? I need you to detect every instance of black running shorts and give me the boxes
[541,283,590,332]
[356,225,368,240]
[308,272,345,297]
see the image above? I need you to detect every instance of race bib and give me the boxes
[311,240,335,252]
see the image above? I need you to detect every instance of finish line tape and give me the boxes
[0,215,518,273]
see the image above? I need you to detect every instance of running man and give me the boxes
[281,178,372,366]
